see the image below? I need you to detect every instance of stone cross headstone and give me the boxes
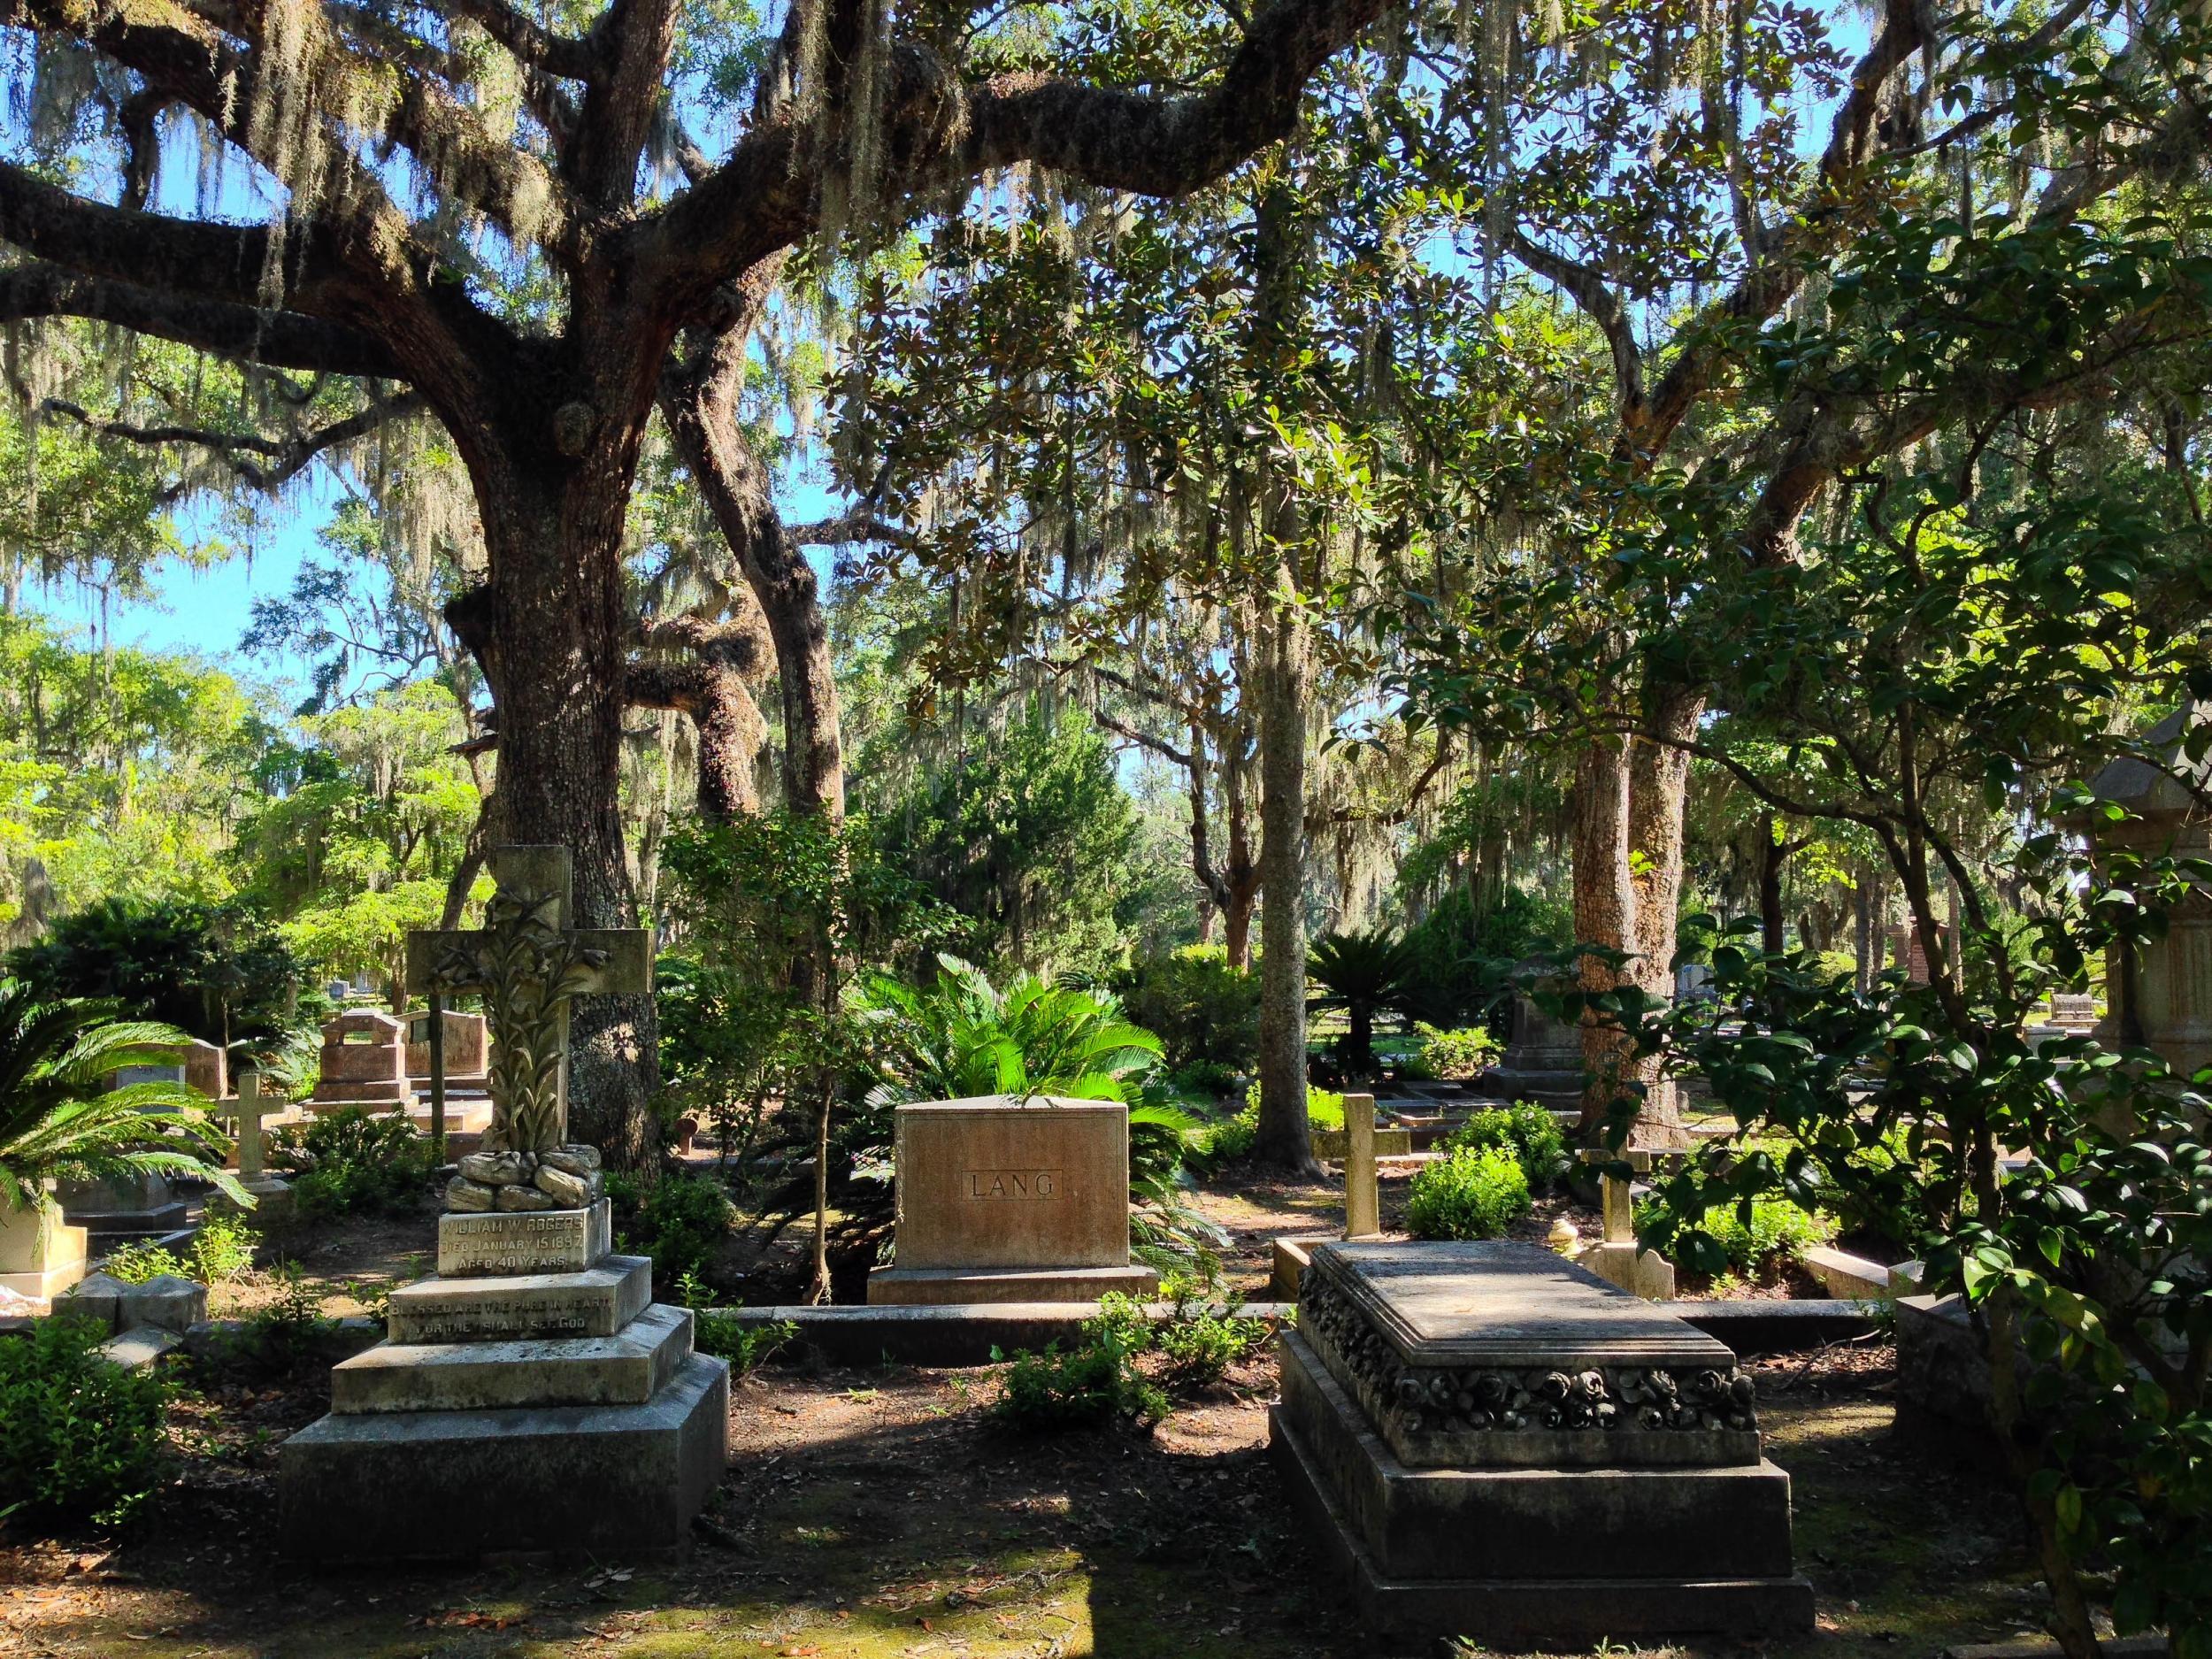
[234,1067,275,1179]
[1343,1091,1381,1240]
[405,844,652,1168]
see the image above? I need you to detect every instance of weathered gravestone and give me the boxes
[1271,1240,1812,1644]
[868,1095,1158,1304]
[223,1065,293,1220]
[305,1008,416,1116]
[278,846,727,1560]
[1486,980,1586,1114]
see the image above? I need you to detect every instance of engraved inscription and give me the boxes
[961,1169,1062,1201]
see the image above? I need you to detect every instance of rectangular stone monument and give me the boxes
[180,1037,226,1100]
[868,1095,1159,1304]
[407,1007,489,1086]
[306,1009,416,1115]
[1271,1240,1812,1644]
[0,1192,88,1301]
[279,846,725,1561]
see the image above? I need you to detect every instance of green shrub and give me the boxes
[1448,1102,1569,1193]
[1205,1083,1347,1165]
[0,1316,171,1526]
[1167,1058,1241,1098]
[1414,1022,1503,1079]
[673,1269,799,1377]
[1405,1145,1532,1240]
[991,1294,1165,1430]
[1113,946,1260,1071]
[1644,1193,1834,1275]
[273,1109,434,1219]
[104,1214,258,1286]
[611,1171,734,1287]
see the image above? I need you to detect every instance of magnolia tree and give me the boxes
[0,0,1399,1159]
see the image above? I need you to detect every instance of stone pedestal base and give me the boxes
[867,1263,1158,1305]
[279,1351,728,1561]
[1271,1329,1812,1642]
[0,1206,88,1301]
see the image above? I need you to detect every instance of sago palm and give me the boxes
[0,982,250,1215]
[1308,926,1416,1078]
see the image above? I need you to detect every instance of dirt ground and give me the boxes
[2,1317,2062,1659]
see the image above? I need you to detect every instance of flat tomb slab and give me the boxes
[1271,1330,1811,1642]
[867,1263,1158,1305]
[437,1201,611,1277]
[891,1095,1131,1271]
[388,1255,651,1343]
[1302,1240,1757,1468]
[333,1302,691,1413]
[280,1353,728,1561]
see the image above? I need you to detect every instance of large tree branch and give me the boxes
[1633,0,1933,457]
[445,0,599,81]
[0,165,272,306]
[40,389,426,496]
[1504,227,1642,413]
[570,0,681,206]
[958,0,1395,188]
[0,264,402,375]
[643,0,1397,325]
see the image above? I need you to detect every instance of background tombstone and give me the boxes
[180,1038,226,1100]
[0,1185,89,1302]
[868,1095,1159,1304]
[1486,974,1586,1115]
[2079,707,2212,1075]
[306,1009,416,1117]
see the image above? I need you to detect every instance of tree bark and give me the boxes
[449,446,662,1172]
[1253,592,1314,1171]
[1572,735,1635,1136]
[661,318,846,820]
[1617,688,1700,1147]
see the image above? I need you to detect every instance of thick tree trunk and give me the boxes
[1572,736,1635,1136]
[1224,887,1256,972]
[454,453,660,1173]
[1253,595,1314,1171]
[1759,814,1789,955]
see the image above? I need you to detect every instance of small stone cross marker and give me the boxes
[232,1066,277,1179]
[405,846,652,1155]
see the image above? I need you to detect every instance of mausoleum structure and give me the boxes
[1486,985,1586,1115]
[279,847,726,1560]
[1271,1240,1812,1643]
[869,1095,1158,1305]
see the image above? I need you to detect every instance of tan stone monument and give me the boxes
[0,1186,88,1302]
[280,845,726,1561]
[306,1009,416,1115]
[223,1066,293,1220]
[869,1095,1159,1305]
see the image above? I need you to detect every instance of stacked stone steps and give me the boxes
[279,1185,729,1560]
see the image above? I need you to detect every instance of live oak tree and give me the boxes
[0,0,1400,1161]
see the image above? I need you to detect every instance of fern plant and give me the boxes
[0,982,249,1216]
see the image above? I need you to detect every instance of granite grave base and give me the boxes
[1271,1240,1814,1646]
[279,1197,727,1561]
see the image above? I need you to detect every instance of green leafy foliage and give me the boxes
[868,706,1141,978]
[1448,1103,1569,1194]
[0,1315,170,1527]
[609,1171,735,1289]
[673,1270,798,1378]
[1414,1022,1504,1080]
[0,983,247,1214]
[1114,946,1260,1073]
[1639,1190,1833,1277]
[1307,926,1414,1078]
[1405,1145,1532,1241]
[5,900,299,1047]
[103,1213,257,1286]
[271,1108,433,1219]
[990,1294,1167,1431]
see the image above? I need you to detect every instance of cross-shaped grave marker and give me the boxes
[405,845,653,1155]
[232,1065,278,1180]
